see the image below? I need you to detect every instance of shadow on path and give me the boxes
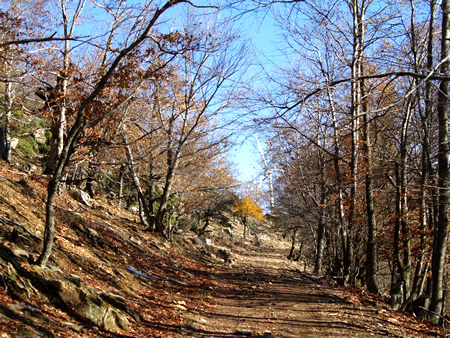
[177,247,398,337]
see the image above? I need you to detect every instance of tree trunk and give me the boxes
[44,0,72,174]
[154,117,179,237]
[362,97,379,294]
[347,0,363,287]
[326,83,350,282]
[314,182,327,275]
[121,132,152,230]
[0,81,12,163]
[391,99,413,307]
[314,215,326,275]
[430,0,450,323]
[288,229,297,260]
[118,164,125,207]
[36,112,85,267]
[35,177,59,267]
[353,0,379,294]
[243,216,248,239]
[85,162,96,198]
[407,0,437,311]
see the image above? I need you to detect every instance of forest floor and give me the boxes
[0,157,446,337]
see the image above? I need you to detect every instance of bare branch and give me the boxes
[278,55,450,115]
[0,33,85,48]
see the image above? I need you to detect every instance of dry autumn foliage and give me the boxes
[232,197,265,221]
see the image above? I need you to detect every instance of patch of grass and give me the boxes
[12,110,24,119]
[16,136,39,157]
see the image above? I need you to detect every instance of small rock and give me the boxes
[234,330,252,336]
[33,128,47,144]
[10,138,19,149]
[10,304,41,314]
[63,321,82,332]
[11,248,29,259]
[69,189,92,207]
[45,279,64,292]
[130,235,142,246]
[27,164,39,174]
[88,228,99,237]
[68,274,82,287]
[216,248,230,262]
[223,227,233,236]
[103,307,129,332]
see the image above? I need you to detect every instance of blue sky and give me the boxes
[229,9,281,186]
[231,134,264,183]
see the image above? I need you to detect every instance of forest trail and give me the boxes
[183,243,438,337]
[0,163,443,337]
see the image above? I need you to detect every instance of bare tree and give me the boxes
[35,0,217,268]
[118,12,247,238]
[430,0,449,323]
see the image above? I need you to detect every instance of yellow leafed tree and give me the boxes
[232,197,265,238]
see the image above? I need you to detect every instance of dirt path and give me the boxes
[183,244,439,337]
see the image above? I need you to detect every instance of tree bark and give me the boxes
[362,89,379,294]
[407,0,437,310]
[314,178,327,275]
[288,229,297,260]
[121,132,152,230]
[44,0,77,174]
[154,116,178,237]
[0,81,12,163]
[327,83,350,282]
[347,0,363,287]
[35,111,85,267]
[430,0,450,323]
[118,164,125,207]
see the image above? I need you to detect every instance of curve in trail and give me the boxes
[184,246,431,337]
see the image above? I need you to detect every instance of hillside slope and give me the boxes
[0,160,445,337]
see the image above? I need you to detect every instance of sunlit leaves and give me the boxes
[232,197,265,221]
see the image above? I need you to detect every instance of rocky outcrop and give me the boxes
[22,264,133,333]
[32,129,47,145]
[44,276,130,332]
[69,188,93,207]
